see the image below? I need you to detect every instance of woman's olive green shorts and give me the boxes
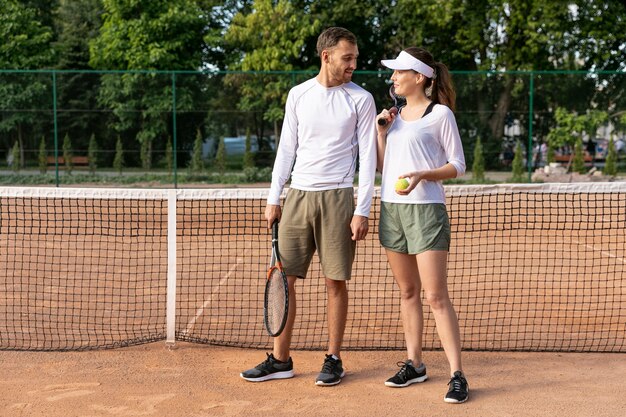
[379,202,450,255]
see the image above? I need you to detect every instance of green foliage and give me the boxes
[62,133,74,174]
[547,107,609,172]
[243,128,255,169]
[0,1,54,68]
[54,0,103,152]
[225,0,321,127]
[546,141,555,164]
[38,136,47,174]
[90,0,208,170]
[510,141,525,182]
[0,0,54,155]
[189,129,205,173]
[165,136,173,174]
[243,167,272,182]
[472,136,485,181]
[603,137,617,176]
[572,137,586,174]
[113,136,124,174]
[88,133,98,174]
[10,141,20,172]
[214,137,226,175]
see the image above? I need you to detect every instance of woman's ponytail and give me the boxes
[404,47,456,112]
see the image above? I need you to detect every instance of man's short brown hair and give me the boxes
[316,27,357,56]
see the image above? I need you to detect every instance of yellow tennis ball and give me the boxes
[395,178,410,191]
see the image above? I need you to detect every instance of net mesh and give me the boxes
[1,184,625,352]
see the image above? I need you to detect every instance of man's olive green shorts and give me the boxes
[279,188,355,281]
[379,202,450,255]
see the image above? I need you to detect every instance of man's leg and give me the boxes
[326,277,348,357]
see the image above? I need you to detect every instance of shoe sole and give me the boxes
[384,374,428,387]
[444,395,468,404]
[315,371,346,386]
[240,370,294,382]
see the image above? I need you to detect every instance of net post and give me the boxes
[527,71,534,181]
[166,189,177,347]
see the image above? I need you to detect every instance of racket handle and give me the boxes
[272,219,279,240]
[377,107,398,126]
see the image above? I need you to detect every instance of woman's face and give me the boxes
[390,69,424,97]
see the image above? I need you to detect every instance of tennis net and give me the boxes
[0,183,624,352]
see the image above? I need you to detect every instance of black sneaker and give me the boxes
[240,353,294,382]
[384,360,428,387]
[315,354,345,386]
[444,371,469,403]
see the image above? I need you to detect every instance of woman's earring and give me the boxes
[425,85,433,97]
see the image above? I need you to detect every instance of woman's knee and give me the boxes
[424,290,451,311]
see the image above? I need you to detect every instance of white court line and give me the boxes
[182,257,243,335]
[568,238,626,264]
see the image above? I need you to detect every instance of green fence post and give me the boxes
[172,72,178,188]
[528,71,534,181]
[52,70,59,187]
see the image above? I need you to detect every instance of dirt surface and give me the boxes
[1,343,624,417]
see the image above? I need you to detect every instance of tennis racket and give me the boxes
[377,85,402,126]
[263,220,289,337]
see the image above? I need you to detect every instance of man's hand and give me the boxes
[350,215,369,241]
[264,204,282,229]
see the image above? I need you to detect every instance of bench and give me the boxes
[47,156,90,167]
[553,153,593,163]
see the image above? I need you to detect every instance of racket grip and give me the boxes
[272,220,279,240]
[377,107,398,126]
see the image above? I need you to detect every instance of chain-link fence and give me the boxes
[1,70,624,186]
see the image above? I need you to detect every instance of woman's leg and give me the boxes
[386,249,423,364]
[416,250,462,375]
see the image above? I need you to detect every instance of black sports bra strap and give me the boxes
[422,101,436,118]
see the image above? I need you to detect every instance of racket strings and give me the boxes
[266,269,287,334]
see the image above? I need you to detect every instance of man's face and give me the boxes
[324,40,358,85]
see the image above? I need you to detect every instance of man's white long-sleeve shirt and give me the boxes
[268,78,377,217]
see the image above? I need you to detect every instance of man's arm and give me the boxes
[352,94,378,240]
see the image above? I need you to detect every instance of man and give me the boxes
[240,27,377,386]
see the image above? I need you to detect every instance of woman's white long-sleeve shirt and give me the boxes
[381,104,466,204]
[268,78,377,217]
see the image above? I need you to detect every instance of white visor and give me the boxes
[381,51,434,78]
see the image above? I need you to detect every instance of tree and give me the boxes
[547,107,608,172]
[113,135,124,174]
[54,0,105,153]
[225,0,321,148]
[214,137,226,176]
[572,136,586,174]
[472,136,485,182]
[189,129,205,173]
[88,133,98,174]
[10,141,20,172]
[243,128,255,169]
[0,0,54,165]
[603,137,617,176]
[90,0,208,170]
[165,136,173,175]
[62,133,74,174]
[385,0,625,162]
[511,141,525,182]
[38,136,47,174]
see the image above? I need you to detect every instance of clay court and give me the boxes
[1,184,625,416]
[1,345,625,417]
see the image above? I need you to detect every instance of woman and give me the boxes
[376,47,468,404]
